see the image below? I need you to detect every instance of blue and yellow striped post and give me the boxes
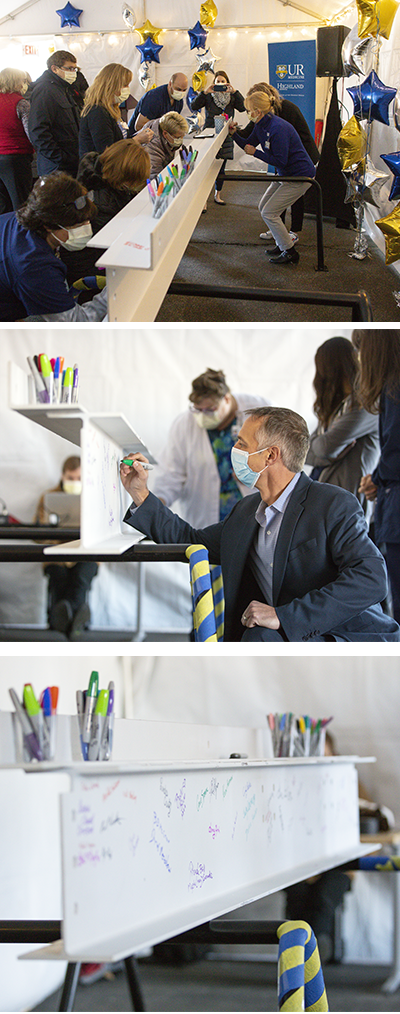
[185,545,224,642]
[277,920,329,1012]
[358,855,400,872]
[211,564,224,641]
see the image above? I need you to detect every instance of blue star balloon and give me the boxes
[186,86,198,111]
[188,20,208,50]
[381,151,400,200]
[136,37,163,64]
[347,69,396,125]
[56,2,83,27]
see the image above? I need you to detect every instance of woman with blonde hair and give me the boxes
[0,66,33,214]
[79,63,134,156]
[144,110,188,179]
[229,89,316,265]
[238,81,319,237]
[60,138,150,284]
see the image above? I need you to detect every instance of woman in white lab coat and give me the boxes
[153,368,269,527]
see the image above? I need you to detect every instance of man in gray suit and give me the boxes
[120,406,399,642]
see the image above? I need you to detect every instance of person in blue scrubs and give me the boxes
[0,172,107,321]
[128,73,188,135]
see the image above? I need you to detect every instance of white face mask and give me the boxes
[165,132,183,148]
[115,86,130,104]
[194,411,221,430]
[171,89,186,101]
[54,222,93,251]
[63,480,82,495]
[63,69,77,84]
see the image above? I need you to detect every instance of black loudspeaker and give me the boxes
[316,25,350,77]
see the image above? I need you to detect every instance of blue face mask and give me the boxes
[231,446,269,488]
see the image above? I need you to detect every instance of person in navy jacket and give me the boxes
[127,73,188,135]
[120,406,400,643]
[229,89,316,264]
[353,329,400,624]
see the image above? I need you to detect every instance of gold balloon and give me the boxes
[135,18,162,44]
[200,1,218,28]
[337,115,368,170]
[357,0,398,39]
[376,202,400,263]
[192,70,207,91]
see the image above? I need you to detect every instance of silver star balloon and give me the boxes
[186,112,203,134]
[122,3,136,30]
[138,61,152,89]
[342,23,377,77]
[343,156,389,208]
[195,47,219,74]
[394,91,400,132]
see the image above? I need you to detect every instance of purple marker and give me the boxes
[9,688,43,762]
[72,364,79,404]
[100,681,114,761]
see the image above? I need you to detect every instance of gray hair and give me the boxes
[246,406,310,473]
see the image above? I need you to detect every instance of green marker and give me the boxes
[120,458,153,469]
[82,670,99,759]
[23,683,45,755]
[88,688,109,761]
[61,367,74,404]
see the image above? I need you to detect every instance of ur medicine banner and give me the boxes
[268,40,316,136]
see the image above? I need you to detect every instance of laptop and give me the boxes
[43,493,81,528]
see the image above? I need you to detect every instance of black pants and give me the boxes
[285,870,351,940]
[215,159,227,193]
[45,562,98,624]
[0,153,33,213]
[281,197,304,233]
[385,542,400,624]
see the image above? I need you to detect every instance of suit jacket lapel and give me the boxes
[222,493,260,591]
[272,472,311,603]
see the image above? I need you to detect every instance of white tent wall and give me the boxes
[0,655,398,1013]
[1,1,400,261]
[0,3,330,157]
[0,326,352,631]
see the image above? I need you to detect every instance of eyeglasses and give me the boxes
[189,403,221,415]
[73,191,94,209]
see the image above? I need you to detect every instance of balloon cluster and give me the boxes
[338,0,400,263]
[187,2,219,130]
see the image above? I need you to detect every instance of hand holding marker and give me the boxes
[8,684,59,761]
[77,671,114,761]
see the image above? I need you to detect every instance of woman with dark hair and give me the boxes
[60,138,150,284]
[306,336,380,514]
[191,70,245,205]
[0,172,108,320]
[352,329,400,622]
